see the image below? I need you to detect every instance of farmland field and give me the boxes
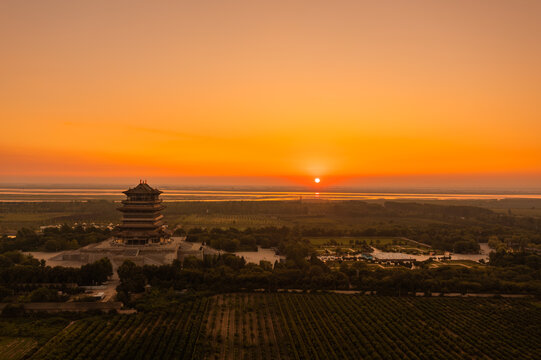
[0,337,37,360]
[29,300,208,360]
[27,294,541,360]
[167,214,287,229]
[0,212,72,231]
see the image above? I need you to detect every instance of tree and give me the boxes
[0,286,13,301]
[116,290,130,304]
[29,287,58,302]
[0,255,13,268]
[453,240,480,254]
[45,239,60,251]
[80,257,113,285]
[173,228,186,237]
[117,260,146,293]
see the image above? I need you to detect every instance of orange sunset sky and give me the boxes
[1,1,540,189]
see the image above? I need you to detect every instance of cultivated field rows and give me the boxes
[0,337,37,360]
[28,294,541,360]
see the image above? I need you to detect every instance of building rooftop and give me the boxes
[123,181,162,195]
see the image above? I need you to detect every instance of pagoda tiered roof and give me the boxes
[118,202,165,211]
[123,181,162,196]
[117,181,168,245]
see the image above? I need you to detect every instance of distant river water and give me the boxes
[1,188,541,202]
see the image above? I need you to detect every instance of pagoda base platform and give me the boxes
[39,237,186,271]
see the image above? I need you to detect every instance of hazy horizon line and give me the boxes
[1,183,541,195]
[2,173,541,192]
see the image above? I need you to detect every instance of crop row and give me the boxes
[30,299,208,360]
[29,294,541,359]
[203,294,541,360]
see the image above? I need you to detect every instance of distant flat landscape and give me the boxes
[2,187,541,202]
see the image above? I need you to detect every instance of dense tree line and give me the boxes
[489,250,541,269]
[27,287,70,302]
[177,223,536,254]
[0,254,112,301]
[182,226,312,256]
[116,249,541,304]
[350,261,541,296]
[300,223,536,253]
[0,225,111,252]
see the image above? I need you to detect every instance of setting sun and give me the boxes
[314,178,321,184]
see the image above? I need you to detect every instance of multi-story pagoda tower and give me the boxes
[117,181,167,245]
